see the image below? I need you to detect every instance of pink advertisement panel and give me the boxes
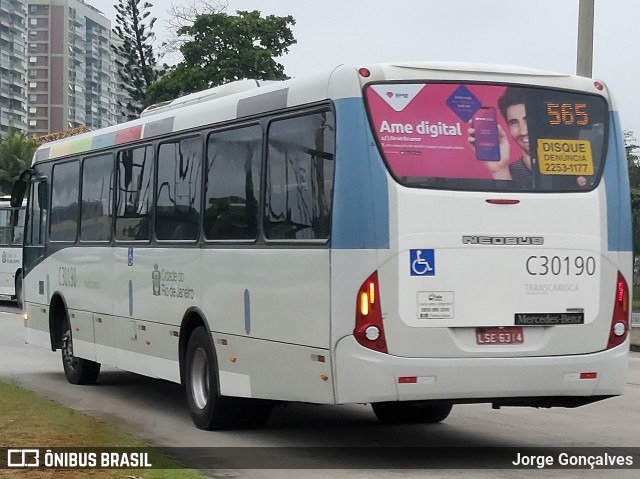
[365,83,522,180]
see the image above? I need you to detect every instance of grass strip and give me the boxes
[0,382,207,478]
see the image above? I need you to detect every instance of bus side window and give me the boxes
[264,110,335,241]
[80,153,114,242]
[156,137,202,241]
[0,209,11,245]
[50,160,80,242]
[204,125,262,241]
[12,208,25,245]
[116,145,154,242]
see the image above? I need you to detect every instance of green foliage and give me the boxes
[632,190,640,257]
[625,130,640,256]
[112,0,159,119]
[625,130,640,188]
[0,129,37,195]
[147,10,296,104]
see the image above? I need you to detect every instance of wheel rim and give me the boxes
[190,347,210,410]
[62,329,78,373]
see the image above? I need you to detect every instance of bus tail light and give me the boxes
[607,272,629,349]
[354,272,387,353]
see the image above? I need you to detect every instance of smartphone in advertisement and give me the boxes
[473,107,500,161]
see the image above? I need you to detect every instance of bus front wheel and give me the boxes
[61,315,100,385]
[372,401,453,424]
[14,271,23,308]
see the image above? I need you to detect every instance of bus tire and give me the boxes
[372,401,453,424]
[185,326,239,430]
[14,271,23,308]
[61,314,100,385]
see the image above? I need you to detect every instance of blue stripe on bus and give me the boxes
[128,280,134,316]
[93,132,117,150]
[603,111,633,252]
[244,289,251,335]
[331,98,390,249]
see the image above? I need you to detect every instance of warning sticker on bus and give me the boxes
[537,139,594,175]
[417,291,454,319]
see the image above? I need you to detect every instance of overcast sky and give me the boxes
[90,0,640,137]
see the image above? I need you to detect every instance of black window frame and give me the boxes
[203,122,263,244]
[28,101,337,250]
[114,143,155,244]
[79,152,114,243]
[262,107,336,244]
[49,158,80,243]
[0,208,13,246]
[11,207,26,246]
[155,134,204,244]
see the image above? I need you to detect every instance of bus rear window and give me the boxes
[364,82,609,192]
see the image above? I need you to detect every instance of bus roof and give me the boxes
[32,61,608,164]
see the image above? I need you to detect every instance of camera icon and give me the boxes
[7,449,40,468]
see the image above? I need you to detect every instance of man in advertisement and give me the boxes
[468,87,534,188]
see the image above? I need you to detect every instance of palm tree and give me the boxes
[0,130,37,195]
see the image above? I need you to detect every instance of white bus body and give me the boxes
[0,197,25,303]
[19,62,632,429]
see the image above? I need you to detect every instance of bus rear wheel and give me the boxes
[372,401,453,424]
[61,315,100,385]
[185,326,242,430]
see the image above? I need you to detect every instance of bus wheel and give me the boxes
[61,314,100,385]
[185,326,239,430]
[372,401,453,424]
[14,271,23,308]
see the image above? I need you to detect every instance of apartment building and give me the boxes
[0,0,27,134]
[109,35,129,125]
[25,0,121,135]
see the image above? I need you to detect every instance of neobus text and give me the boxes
[462,235,544,245]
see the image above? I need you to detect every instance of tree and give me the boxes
[626,130,640,188]
[160,0,228,58]
[625,130,640,257]
[0,130,37,195]
[147,10,296,104]
[111,0,160,119]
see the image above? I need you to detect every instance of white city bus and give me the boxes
[13,62,632,430]
[0,196,25,304]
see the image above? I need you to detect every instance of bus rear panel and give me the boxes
[332,68,631,408]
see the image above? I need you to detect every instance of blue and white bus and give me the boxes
[13,62,632,429]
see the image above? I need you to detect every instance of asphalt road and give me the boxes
[1,301,639,478]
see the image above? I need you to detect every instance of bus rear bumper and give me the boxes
[334,336,629,405]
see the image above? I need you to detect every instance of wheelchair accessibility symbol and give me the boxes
[410,249,435,276]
